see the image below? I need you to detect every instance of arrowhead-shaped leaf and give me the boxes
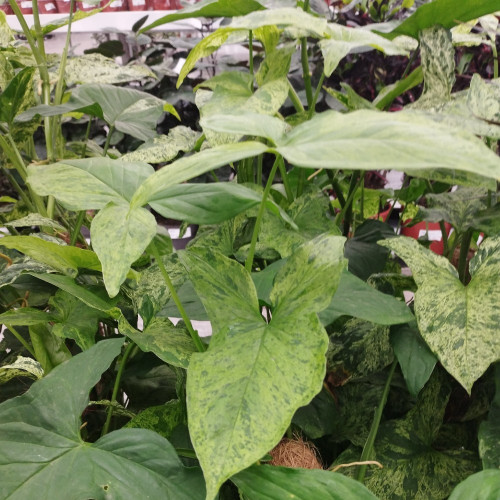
[0,339,205,500]
[180,234,346,499]
[379,236,500,393]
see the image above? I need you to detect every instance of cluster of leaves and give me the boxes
[1,0,500,499]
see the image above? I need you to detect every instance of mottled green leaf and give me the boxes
[319,269,413,326]
[0,339,206,499]
[473,203,500,235]
[379,236,500,393]
[125,399,184,440]
[385,0,500,39]
[91,203,156,297]
[233,465,378,499]
[0,11,14,47]
[49,290,102,350]
[275,110,500,186]
[478,364,500,469]
[251,258,288,306]
[141,0,265,34]
[320,24,408,77]
[0,356,43,385]
[335,371,480,499]
[467,74,500,124]
[4,213,65,232]
[0,236,101,277]
[131,141,268,208]
[0,67,35,126]
[27,157,154,210]
[64,53,155,85]
[449,470,500,500]
[256,45,294,86]
[421,187,490,233]
[29,273,121,318]
[327,318,393,381]
[181,234,346,499]
[390,323,437,397]
[0,308,58,326]
[122,126,200,163]
[414,26,455,108]
[29,323,72,374]
[118,316,197,369]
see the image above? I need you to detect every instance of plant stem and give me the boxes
[357,359,397,483]
[149,240,206,353]
[308,72,325,118]
[175,448,198,459]
[256,154,263,186]
[278,156,294,202]
[300,0,312,108]
[328,171,346,208]
[81,118,93,158]
[492,43,499,80]
[0,166,35,211]
[103,125,115,156]
[70,211,86,246]
[5,325,36,358]
[101,341,135,436]
[245,156,280,272]
[337,172,362,236]
[248,30,254,78]
[458,229,472,284]
[287,80,305,113]
[439,221,449,257]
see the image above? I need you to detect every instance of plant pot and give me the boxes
[127,0,148,11]
[401,221,452,255]
[55,0,73,12]
[77,0,98,10]
[0,2,14,14]
[16,0,32,14]
[151,0,168,9]
[38,0,58,13]
[101,0,127,11]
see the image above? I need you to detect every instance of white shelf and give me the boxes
[6,11,203,32]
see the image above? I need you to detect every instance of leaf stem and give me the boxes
[300,0,312,108]
[357,359,397,483]
[277,156,294,202]
[149,240,206,353]
[308,72,325,118]
[248,30,254,78]
[103,125,115,156]
[245,156,280,272]
[5,324,36,358]
[102,341,135,436]
[439,221,449,257]
[287,79,305,113]
[0,166,35,211]
[458,229,472,284]
[70,211,86,246]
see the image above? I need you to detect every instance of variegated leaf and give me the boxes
[379,236,500,393]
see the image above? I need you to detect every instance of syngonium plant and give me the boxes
[1,0,500,499]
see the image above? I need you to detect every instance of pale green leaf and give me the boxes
[118,316,197,369]
[64,53,155,85]
[29,323,72,374]
[122,126,200,163]
[449,470,500,500]
[27,157,154,210]
[0,11,14,47]
[275,110,500,186]
[4,213,65,232]
[0,235,101,277]
[379,236,500,393]
[256,45,294,85]
[91,203,157,297]
[182,234,345,499]
[0,308,58,326]
[131,141,268,208]
[0,339,206,499]
[467,74,500,124]
[0,356,43,385]
[233,465,378,499]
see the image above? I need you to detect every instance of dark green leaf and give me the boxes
[29,323,71,374]
[448,470,500,500]
[0,67,35,126]
[0,308,58,325]
[233,465,378,499]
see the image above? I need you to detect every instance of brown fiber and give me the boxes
[269,437,323,470]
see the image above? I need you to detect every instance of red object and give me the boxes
[127,0,148,10]
[401,221,453,255]
[38,0,58,13]
[151,0,168,9]
[16,0,32,14]
[55,0,73,12]
[168,0,181,7]
[77,0,98,10]
[101,0,127,11]
[0,2,14,14]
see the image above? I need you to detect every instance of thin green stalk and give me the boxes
[5,325,36,358]
[248,30,254,77]
[175,448,198,459]
[300,0,312,108]
[357,359,397,483]
[149,241,206,353]
[287,79,305,113]
[439,221,449,257]
[308,72,325,118]
[101,341,135,436]
[8,0,42,64]
[492,43,498,80]
[458,229,472,284]
[278,156,294,202]
[194,133,206,152]
[401,49,418,79]
[70,211,86,246]
[296,169,306,198]
[103,125,115,156]
[256,154,263,187]
[337,172,362,236]
[245,156,280,272]
[0,133,27,180]
[81,118,93,158]
[327,171,346,208]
